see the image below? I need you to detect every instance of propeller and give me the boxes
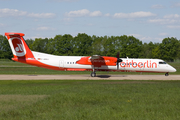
[116,52,122,70]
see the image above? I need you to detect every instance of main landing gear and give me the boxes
[91,72,96,77]
[165,72,169,76]
[91,67,97,77]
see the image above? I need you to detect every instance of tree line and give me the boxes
[0,33,180,61]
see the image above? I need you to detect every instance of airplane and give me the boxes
[5,32,176,77]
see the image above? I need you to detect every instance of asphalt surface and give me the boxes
[0,75,180,80]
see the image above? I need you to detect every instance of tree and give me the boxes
[0,35,12,59]
[31,38,49,53]
[53,35,62,55]
[55,34,74,56]
[152,45,161,59]
[176,40,180,60]
[25,39,34,49]
[73,33,93,56]
[157,37,179,61]
[119,35,142,58]
[101,36,117,57]
[91,35,103,55]
[141,42,159,58]
[46,38,57,55]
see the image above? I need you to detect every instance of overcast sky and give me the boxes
[0,0,180,43]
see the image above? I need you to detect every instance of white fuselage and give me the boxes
[32,51,176,73]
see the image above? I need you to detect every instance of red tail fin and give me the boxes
[5,33,34,60]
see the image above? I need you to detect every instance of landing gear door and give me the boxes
[59,60,64,68]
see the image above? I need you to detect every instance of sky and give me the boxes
[0,0,180,43]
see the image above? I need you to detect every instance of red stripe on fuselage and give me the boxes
[12,58,64,71]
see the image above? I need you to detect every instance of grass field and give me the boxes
[0,80,180,120]
[0,59,180,75]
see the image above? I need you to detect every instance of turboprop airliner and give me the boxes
[5,32,176,77]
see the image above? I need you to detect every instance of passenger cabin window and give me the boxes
[159,62,166,64]
[67,62,75,64]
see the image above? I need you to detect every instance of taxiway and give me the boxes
[0,75,180,80]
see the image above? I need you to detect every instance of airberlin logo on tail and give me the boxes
[15,44,23,52]
[9,37,26,57]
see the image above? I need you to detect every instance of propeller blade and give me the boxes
[116,52,119,59]
[117,62,119,69]
[116,52,120,70]
[116,51,122,70]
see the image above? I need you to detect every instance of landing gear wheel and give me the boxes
[165,73,169,76]
[91,72,96,77]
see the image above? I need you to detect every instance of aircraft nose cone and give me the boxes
[170,66,176,72]
[173,67,176,72]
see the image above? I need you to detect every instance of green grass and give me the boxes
[0,80,180,120]
[0,59,179,75]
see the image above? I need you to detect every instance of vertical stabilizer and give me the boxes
[5,33,34,60]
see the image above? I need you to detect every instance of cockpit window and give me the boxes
[159,61,167,64]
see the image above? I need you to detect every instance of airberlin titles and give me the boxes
[120,60,157,68]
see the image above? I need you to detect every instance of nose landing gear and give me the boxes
[165,72,169,76]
